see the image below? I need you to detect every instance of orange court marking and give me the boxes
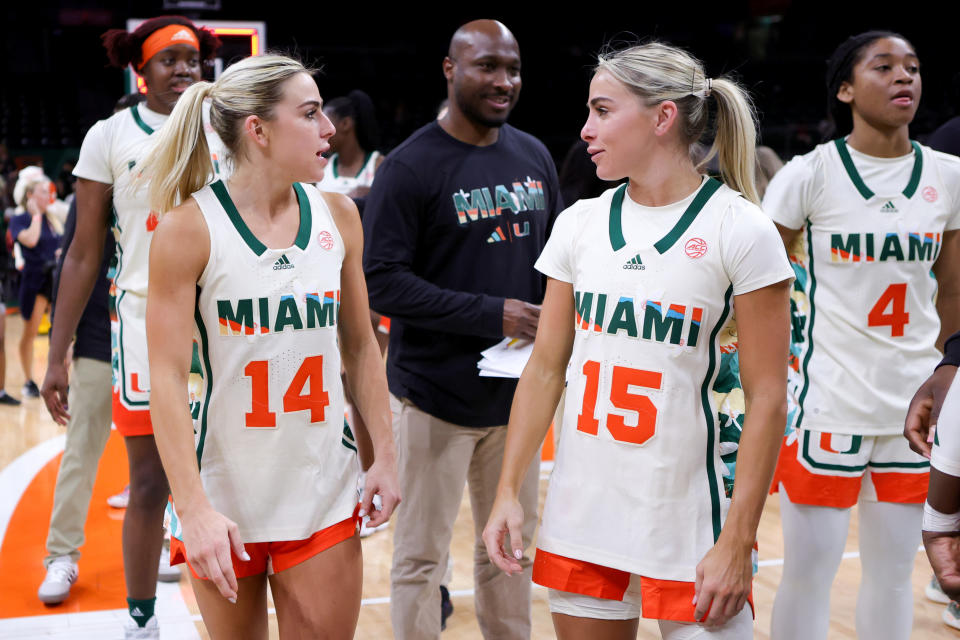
[0,430,129,619]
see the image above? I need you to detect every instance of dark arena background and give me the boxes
[1,1,956,174]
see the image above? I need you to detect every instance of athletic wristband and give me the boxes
[923,501,960,532]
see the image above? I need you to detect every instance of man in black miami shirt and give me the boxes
[363,19,562,640]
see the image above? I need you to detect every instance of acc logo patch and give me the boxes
[317,230,335,250]
[922,186,938,203]
[684,237,708,259]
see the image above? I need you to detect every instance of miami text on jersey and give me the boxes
[452,177,546,225]
[830,232,942,262]
[575,290,705,347]
[216,290,341,336]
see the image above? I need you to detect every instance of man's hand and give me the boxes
[924,531,960,601]
[503,299,540,339]
[905,365,958,458]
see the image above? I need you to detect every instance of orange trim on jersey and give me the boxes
[170,505,360,579]
[111,390,153,437]
[533,549,630,600]
[377,315,391,334]
[533,549,754,622]
[871,471,928,504]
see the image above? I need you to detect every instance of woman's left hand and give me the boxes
[360,455,400,528]
[693,537,752,628]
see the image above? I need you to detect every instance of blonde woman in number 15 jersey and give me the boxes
[483,42,793,639]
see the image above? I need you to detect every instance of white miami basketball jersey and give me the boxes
[190,180,358,542]
[766,140,960,437]
[317,150,381,194]
[73,103,225,298]
[534,178,793,581]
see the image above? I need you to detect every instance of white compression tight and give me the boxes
[770,488,921,640]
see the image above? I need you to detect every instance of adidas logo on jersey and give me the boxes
[880,200,898,213]
[623,254,645,270]
[273,254,294,270]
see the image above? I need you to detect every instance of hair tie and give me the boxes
[703,77,712,98]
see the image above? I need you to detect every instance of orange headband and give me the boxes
[137,24,200,70]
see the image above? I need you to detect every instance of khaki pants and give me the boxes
[389,395,539,640]
[44,358,112,565]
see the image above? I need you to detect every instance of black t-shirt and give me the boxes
[362,122,563,426]
[51,198,113,363]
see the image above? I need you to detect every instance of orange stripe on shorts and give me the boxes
[112,390,152,437]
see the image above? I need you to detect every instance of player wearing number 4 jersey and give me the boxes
[768,32,960,640]
[142,55,399,639]
[483,42,793,639]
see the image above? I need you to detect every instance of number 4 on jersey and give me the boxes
[867,283,909,337]
[244,355,330,427]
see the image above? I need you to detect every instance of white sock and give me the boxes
[855,500,921,640]
[771,486,851,640]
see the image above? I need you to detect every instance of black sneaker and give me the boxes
[440,585,453,631]
[0,390,21,405]
[22,380,40,398]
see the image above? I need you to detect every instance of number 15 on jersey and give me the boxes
[576,360,663,445]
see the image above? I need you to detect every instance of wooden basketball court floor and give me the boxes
[0,314,955,639]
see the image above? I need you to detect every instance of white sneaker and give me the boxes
[157,545,181,583]
[927,575,951,604]
[123,615,159,639]
[107,485,130,509]
[37,556,78,604]
[943,600,960,630]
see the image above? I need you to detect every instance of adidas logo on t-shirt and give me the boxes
[273,254,294,270]
[623,254,645,270]
[880,200,898,213]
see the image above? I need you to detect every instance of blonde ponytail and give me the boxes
[137,53,312,215]
[596,42,760,204]
[139,81,215,214]
[707,77,759,205]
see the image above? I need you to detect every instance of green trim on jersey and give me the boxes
[800,431,867,472]
[834,139,923,200]
[654,178,722,254]
[211,180,267,255]
[794,224,818,430]
[329,151,373,179]
[701,284,733,542]
[130,105,155,136]
[608,184,628,251]
[607,178,721,253]
[902,141,923,199]
[115,291,149,408]
[211,180,312,256]
[292,183,312,250]
[194,292,213,468]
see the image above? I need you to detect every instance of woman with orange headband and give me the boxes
[39,16,220,640]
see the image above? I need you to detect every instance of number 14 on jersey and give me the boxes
[244,356,330,428]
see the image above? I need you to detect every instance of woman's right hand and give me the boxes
[181,505,249,602]
[40,362,70,425]
[482,493,526,575]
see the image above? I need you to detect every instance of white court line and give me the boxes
[0,435,65,550]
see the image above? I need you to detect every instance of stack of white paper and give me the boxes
[477,337,534,378]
